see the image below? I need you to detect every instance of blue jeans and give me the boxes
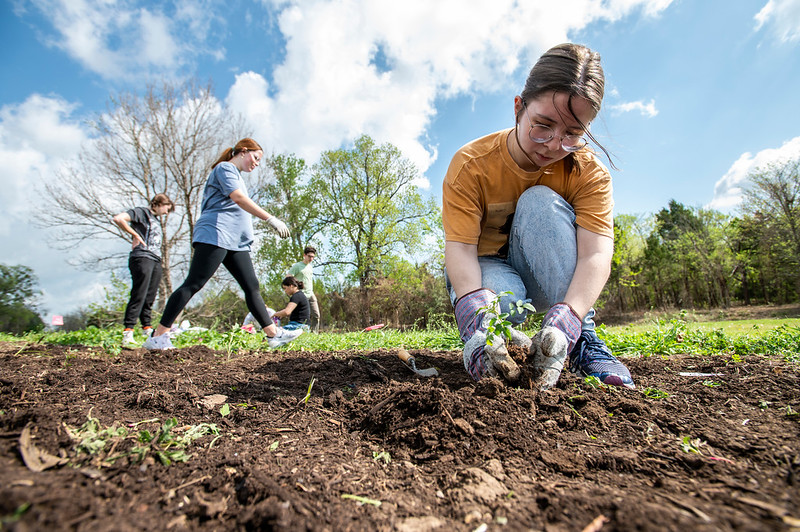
[283,321,309,331]
[446,186,596,329]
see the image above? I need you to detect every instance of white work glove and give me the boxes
[266,216,290,238]
[530,303,581,391]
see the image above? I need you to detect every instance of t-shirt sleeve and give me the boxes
[216,163,242,197]
[568,157,614,238]
[442,159,484,245]
[127,207,147,225]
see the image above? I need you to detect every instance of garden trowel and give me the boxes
[397,348,438,377]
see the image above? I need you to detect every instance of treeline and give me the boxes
[603,158,800,316]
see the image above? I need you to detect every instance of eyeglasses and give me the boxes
[524,102,588,152]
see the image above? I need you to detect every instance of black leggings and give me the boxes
[124,256,162,328]
[159,243,272,329]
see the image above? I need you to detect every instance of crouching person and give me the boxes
[443,43,633,390]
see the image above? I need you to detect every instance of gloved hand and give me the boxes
[266,216,290,238]
[454,288,520,382]
[530,302,581,390]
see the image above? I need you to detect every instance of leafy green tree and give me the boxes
[604,214,645,313]
[740,157,800,299]
[308,135,439,326]
[0,264,45,334]
[253,153,322,285]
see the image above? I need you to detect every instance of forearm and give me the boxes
[113,216,140,240]
[562,257,610,318]
[229,190,272,220]
[562,228,612,318]
[444,241,482,300]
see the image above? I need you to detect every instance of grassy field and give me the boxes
[3,311,799,365]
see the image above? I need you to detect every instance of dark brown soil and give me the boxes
[1,339,799,531]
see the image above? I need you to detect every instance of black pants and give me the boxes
[124,256,162,328]
[159,243,271,328]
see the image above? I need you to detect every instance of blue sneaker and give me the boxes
[569,330,635,389]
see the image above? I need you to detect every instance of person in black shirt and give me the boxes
[273,276,310,330]
[113,193,174,346]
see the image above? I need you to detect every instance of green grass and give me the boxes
[2,315,798,364]
[606,317,800,336]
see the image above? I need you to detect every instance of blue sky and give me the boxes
[2,0,800,319]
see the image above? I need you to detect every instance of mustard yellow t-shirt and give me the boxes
[442,128,613,257]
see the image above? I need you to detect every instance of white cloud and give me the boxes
[0,94,87,219]
[24,0,224,81]
[708,136,800,212]
[608,99,659,118]
[754,0,800,43]
[0,94,102,316]
[227,0,674,178]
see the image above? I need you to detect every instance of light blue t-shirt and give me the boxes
[192,162,254,251]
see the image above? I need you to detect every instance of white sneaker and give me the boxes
[143,334,174,350]
[122,329,136,347]
[267,328,303,348]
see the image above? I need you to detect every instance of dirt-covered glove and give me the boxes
[453,288,496,343]
[530,303,581,390]
[454,288,520,382]
[266,216,290,238]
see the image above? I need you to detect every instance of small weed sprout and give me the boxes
[373,451,391,464]
[66,414,128,456]
[786,405,798,416]
[301,376,317,404]
[476,291,535,346]
[679,436,706,455]
[702,380,720,387]
[584,375,605,389]
[758,400,771,410]
[220,403,230,417]
[68,416,219,467]
[341,494,382,507]
[643,387,669,400]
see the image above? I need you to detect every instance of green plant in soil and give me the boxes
[66,414,219,467]
[474,291,536,346]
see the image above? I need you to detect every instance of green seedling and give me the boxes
[108,418,218,466]
[476,291,535,347]
[643,387,669,399]
[702,380,720,387]
[301,376,316,404]
[0,503,31,527]
[341,494,382,507]
[584,375,605,389]
[220,403,230,417]
[373,451,391,464]
[268,440,279,451]
[758,400,771,410]
[680,436,706,455]
[786,405,798,416]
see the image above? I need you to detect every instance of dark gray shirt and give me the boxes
[127,207,162,262]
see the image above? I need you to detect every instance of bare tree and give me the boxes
[38,80,242,303]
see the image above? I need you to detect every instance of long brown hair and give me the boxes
[518,43,614,172]
[211,138,263,169]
